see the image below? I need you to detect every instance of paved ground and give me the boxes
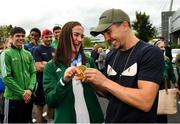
[167,65,180,123]
[168,97,180,123]
[4,92,178,123]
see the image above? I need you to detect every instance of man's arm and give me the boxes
[33,47,47,72]
[85,68,159,112]
[28,54,36,91]
[35,61,47,72]
[86,45,163,112]
[103,78,159,112]
[0,51,24,97]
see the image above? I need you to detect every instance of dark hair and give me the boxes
[53,26,61,32]
[159,36,165,41]
[53,21,86,66]
[154,40,160,46]
[154,40,165,46]
[30,28,41,37]
[10,27,26,36]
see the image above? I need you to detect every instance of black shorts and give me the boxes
[4,99,33,123]
[33,82,45,106]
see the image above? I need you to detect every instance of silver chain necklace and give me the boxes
[109,42,138,80]
[119,44,137,79]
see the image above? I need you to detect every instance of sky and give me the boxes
[0,0,180,36]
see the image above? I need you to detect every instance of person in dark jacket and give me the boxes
[91,43,99,68]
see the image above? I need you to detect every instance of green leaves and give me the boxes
[132,12,157,42]
[0,25,13,43]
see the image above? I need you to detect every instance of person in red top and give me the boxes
[33,29,55,123]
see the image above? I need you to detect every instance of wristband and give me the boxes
[59,78,68,86]
[59,78,65,86]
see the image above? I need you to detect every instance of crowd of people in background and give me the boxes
[0,8,180,123]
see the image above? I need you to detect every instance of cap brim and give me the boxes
[90,23,112,36]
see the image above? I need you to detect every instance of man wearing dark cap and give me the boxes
[85,9,164,122]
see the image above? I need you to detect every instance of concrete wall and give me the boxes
[170,8,180,44]
[161,11,175,42]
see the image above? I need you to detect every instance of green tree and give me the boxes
[0,25,13,43]
[83,37,93,47]
[132,11,157,42]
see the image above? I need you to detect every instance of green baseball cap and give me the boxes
[90,9,130,36]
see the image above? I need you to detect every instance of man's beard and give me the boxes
[118,42,123,49]
[116,41,124,50]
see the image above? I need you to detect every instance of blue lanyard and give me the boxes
[71,53,82,66]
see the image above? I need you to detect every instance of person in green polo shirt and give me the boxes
[51,26,61,49]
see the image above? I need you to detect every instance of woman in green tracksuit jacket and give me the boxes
[43,21,104,123]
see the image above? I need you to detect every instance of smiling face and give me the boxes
[11,33,25,48]
[157,40,165,51]
[41,29,53,47]
[30,31,40,42]
[53,29,61,40]
[71,25,84,55]
[53,22,85,66]
[42,34,53,47]
[102,21,129,49]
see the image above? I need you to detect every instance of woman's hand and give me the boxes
[63,66,76,82]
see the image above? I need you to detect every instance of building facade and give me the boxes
[161,11,175,42]
[169,8,180,44]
